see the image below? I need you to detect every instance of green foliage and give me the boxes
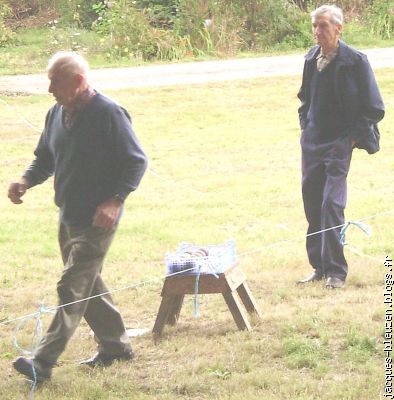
[300,0,369,14]
[240,0,312,50]
[173,0,244,55]
[0,0,392,62]
[133,0,180,29]
[0,2,15,47]
[46,25,99,55]
[366,0,394,40]
[56,0,98,28]
[173,0,313,56]
[4,0,42,16]
[91,0,189,61]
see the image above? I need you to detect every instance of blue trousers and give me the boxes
[301,134,353,280]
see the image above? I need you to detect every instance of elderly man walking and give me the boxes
[297,5,384,288]
[8,51,148,382]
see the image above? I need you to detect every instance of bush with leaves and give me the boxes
[132,0,180,29]
[173,1,244,56]
[366,0,394,40]
[239,0,313,50]
[92,0,189,60]
[173,0,313,55]
[56,0,98,28]
[0,2,15,47]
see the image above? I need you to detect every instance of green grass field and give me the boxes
[0,69,393,399]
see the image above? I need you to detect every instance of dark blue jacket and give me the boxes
[298,41,385,154]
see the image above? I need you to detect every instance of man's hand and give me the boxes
[92,197,123,228]
[8,179,29,204]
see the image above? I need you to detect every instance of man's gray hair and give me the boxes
[311,4,343,26]
[47,51,90,78]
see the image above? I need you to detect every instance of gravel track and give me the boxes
[0,47,392,95]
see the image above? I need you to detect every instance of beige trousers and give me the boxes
[34,223,131,365]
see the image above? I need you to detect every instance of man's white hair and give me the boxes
[47,51,90,78]
[311,4,343,26]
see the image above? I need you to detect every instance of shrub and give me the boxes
[133,0,180,29]
[240,0,312,50]
[92,0,189,61]
[173,0,314,55]
[0,2,15,47]
[173,1,250,56]
[366,0,394,40]
[4,0,41,17]
[56,0,98,28]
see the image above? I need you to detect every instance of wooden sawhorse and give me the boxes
[152,263,261,336]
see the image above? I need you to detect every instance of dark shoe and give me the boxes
[13,357,52,383]
[326,277,345,289]
[297,271,324,284]
[80,351,134,368]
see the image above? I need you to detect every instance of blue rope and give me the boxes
[194,268,201,318]
[13,304,55,398]
[193,261,222,318]
[340,221,372,246]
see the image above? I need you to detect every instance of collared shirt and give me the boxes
[316,46,338,72]
[63,86,96,129]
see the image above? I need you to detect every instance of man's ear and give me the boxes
[74,73,85,88]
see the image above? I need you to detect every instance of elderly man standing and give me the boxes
[297,5,384,288]
[8,51,148,382]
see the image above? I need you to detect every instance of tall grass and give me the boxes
[367,0,394,40]
[0,68,393,399]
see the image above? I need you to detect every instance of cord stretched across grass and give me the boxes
[2,207,393,329]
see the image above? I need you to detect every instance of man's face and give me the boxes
[48,66,81,108]
[312,13,341,51]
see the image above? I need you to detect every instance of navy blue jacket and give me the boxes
[24,93,148,226]
[298,41,385,154]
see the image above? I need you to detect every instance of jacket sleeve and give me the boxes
[297,60,309,130]
[23,113,55,187]
[107,105,148,202]
[349,55,385,143]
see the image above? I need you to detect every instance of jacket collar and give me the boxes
[305,40,360,66]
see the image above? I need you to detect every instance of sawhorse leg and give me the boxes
[152,294,184,337]
[222,291,252,331]
[236,282,262,318]
[167,295,184,325]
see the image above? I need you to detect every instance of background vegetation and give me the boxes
[0,1,393,399]
[0,67,393,399]
[0,0,392,73]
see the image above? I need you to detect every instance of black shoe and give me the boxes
[80,351,134,367]
[13,357,52,383]
[326,276,345,289]
[297,271,324,284]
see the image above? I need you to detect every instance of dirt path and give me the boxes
[0,47,393,95]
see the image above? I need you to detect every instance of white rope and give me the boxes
[2,207,393,328]
[240,209,394,257]
[0,97,42,133]
[0,266,196,327]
